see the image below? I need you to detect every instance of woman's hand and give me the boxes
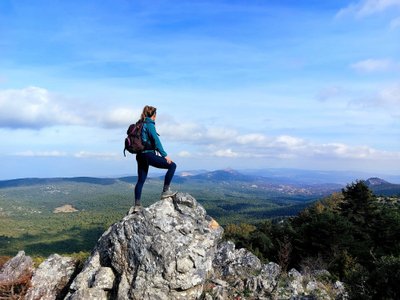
[165,156,173,164]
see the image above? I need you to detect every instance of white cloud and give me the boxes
[212,148,239,158]
[0,86,85,129]
[177,150,192,158]
[230,130,398,161]
[337,0,400,17]
[273,135,306,148]
[13,150,121,160]
[313,143,400,161]
[158,121,204,142]
[350,58,396,73]
[74,151,119,159]
[313,143,374,159]
[236,133,268,146]
[163,118,400,162]
[100,107,141,128]
[158,113,399,164]
[14,150,67,157]
[210,140,400,161]
[0,86,146,130]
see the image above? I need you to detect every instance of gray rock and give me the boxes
[66,193,223,300]
[213,240,236,267]
[0,250,34,284]
[306,279,319,292]
[262,261,281,276]
[249,262,282,294]
[287,268,305,296]
[212,244,346,300]
[288,268,303,280]
[212,242,281,298]
[213,241,262,278]
[334,280,348,299]
[25,254,76,300]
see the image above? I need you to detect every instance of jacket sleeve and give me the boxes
[147,122,168,157]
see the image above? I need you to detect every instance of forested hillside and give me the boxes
[225,181,400,299]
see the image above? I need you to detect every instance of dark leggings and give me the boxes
[134,152,177,201]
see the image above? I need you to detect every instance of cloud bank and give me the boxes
[160,119,400,163]
[0,86,140,129]
[3,86,399,168]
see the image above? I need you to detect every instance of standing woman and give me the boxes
[133,105,177,211]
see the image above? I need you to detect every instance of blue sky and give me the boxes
[0,0,399,179]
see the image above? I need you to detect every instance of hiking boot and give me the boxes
[127,205,142,214]
[160,188,177,199]
[133,205,142,212]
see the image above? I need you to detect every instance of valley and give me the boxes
[0,169,398,257]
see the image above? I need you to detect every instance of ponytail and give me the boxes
[140,105,157,121]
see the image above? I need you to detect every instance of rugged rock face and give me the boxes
[66,193,223,300]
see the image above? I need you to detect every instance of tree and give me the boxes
[339,180,378,227]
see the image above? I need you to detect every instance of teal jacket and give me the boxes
[142,117,167,157]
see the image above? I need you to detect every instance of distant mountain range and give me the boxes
[1,169,398,197]
[239,168,400,185]
[176,169,400,196]
[0,177,117,188]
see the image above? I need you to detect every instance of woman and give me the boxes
[133,105,177,212]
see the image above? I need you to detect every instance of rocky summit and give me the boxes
[0,192,347,299]
[66,193,224,300]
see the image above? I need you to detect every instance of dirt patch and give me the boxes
[53,204,78,213]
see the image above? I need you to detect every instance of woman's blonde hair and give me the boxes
[141,105,157,121]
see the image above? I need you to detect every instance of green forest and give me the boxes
[225,181,400,299]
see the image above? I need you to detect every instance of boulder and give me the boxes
[0,250,34,284]
[213,241,262,278]
[65,193,223,300]
[25,254,76,300]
